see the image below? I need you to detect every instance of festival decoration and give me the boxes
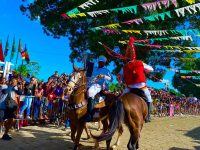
[111,5,137,14]
[91,3,200,30]
[118,36,193,44]
[68,13,87,18]
[181,76,200,79]
[64,0,177,18]
[175,3,200,17]
[168,68,200,73]
[186,0,196,4]
[141,0,177,11]
[87,10,110,17]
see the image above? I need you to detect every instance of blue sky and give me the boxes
[0,0,73,81]
[1,0,197,90]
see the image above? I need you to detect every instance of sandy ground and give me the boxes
[0,116,200,150]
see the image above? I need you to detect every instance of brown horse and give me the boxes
[64,65,121,150]
[91,92,148,150]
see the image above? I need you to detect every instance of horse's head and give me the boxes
[65,64,86,95]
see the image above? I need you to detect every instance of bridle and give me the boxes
[66,71,86,96]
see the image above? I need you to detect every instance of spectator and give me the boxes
[0,78,22,140]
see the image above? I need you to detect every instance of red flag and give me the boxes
[0,40,4,62]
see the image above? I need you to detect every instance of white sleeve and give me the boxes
[143,63,154,72]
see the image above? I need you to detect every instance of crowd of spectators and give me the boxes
[0,70,199,141]
[0,71,70,140]
[150,88,200,117]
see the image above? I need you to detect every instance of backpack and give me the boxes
[5,92,18,112]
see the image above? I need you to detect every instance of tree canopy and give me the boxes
[15,61,41,77]
[20,0,200,96]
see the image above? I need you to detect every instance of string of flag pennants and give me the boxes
[91,3,200,30]
[64,0,178,18]
[168,68,200,73]
[118,35,194,44]
[152,50,200,53]
[155,57,199,61]
[94,28,200,37]
[118,41,200,50]
[181,76,200,79]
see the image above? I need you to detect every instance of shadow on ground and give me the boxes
[185,127,200,150]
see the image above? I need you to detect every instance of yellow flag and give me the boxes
[122,30,141,34]
[105,23,121,29]
[186,0,195,4]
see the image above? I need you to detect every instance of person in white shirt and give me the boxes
[85,55,112,122]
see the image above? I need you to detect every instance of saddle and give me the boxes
[94,91,106,109]
[129,88,147,102]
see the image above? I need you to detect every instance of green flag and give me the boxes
[10,36,16,61]
[18,39,22,52]
[4,35,9,57]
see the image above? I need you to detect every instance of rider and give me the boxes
[85,55,112,122]
[117,37,154,122]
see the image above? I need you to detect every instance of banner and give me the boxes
[141,0,177,11]
[111,5,137,14]
[181,76,200,79]
[65,0,177,18]
[175,3,200,17]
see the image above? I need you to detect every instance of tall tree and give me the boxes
[20,0,200,94]
[15,61,41,77]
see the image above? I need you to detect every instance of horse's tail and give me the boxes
[91,99,124,142]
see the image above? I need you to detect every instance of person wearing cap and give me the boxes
[85,55,112,122]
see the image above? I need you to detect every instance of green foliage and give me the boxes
[15,61,41,78]
[108,82,123,92]
[172,73,200,98]
[20,0,199,95]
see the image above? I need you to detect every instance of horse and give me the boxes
[64,64,121,150]
[91,92,148,150]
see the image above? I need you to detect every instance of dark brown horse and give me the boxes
[64,65,121,150]
[91,92,148,150]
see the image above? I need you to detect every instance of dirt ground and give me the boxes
[0,116,200,150]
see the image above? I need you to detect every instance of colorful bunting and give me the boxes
[175,3,200,17]
[186,0,196,4]
[91,3,200,30]
[181,76,200,79]
[87,10,109,17]
[0,40,4,62]
[79,0,100,10]
[119,36,193,44]
[64,0,177,19]
[141,0,177,11]
[111,5,137,14]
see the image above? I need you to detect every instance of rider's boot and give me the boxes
[84,97,95,122]
[146,102,152,123]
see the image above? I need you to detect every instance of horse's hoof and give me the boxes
[112,145,117,149]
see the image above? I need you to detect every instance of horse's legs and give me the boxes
[97,121,101,131]
[70,123,77,142]
[74,122,85,150]
[84,124,90,139]
[112,125,123,149]
[127,135,133,150]
[101,118,109,133]
[106,138,112,150]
